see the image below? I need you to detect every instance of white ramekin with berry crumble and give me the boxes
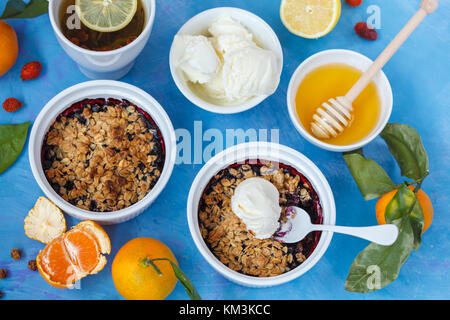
[29,81,176,224]
[187,142,336,287]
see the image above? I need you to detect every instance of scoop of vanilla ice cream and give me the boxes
[201,69,227,101]
[208,16,280,100]
[173,16,280,103]
[231,178,281,239]
[222,46,279,100]
[209,16,255,55]
[211,34,255,56]
[173,35,221,84]
[209,16,254,42]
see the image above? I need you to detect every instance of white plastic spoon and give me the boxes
[275,207,399,246]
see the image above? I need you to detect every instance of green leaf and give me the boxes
[345,184,426,293]
[345,217,414,293]
[147,258,202,300]
[385,184,424,250]
[1,0,48,19]
[343,149,396,200]
[385,185,414,222]
[0,121,30,174]
[380,123,429,181]
[166,260,202,300]
[410,205,424,250]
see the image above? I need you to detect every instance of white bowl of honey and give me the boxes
[287,49,393,152]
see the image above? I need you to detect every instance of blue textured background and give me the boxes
[0,0,449,300]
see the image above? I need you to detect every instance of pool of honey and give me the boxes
[295,63,381,146]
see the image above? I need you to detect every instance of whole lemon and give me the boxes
[112,237,178,300]
[0,20,19,76]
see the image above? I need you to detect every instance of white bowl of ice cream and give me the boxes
[187,142,335,287]
[169,7,283,114]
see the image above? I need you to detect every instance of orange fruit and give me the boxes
[36,220,111,288]
[376,185,433,233]
[112,237,178,300]
[0,20,19,76]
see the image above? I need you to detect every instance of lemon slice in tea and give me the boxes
[75,0,138,33]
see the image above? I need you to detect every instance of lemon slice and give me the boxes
[75,0,138,33]
[24,197,66,244]
[280,0,341,39]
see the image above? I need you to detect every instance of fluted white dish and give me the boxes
[29,80,176,224]
[187,142,335,287]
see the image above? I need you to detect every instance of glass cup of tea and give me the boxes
[48,0,155,80]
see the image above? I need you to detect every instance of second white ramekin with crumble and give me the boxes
[187,142,336,287]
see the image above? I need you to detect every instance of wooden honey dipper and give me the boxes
[311,0,438,139]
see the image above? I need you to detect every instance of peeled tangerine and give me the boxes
[36,220,111,288]
[25,197,67,244]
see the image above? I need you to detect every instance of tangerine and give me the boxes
[112,237,178,300]
[36,220,111,288]
[0,20,18,76]
[376,185,433,233]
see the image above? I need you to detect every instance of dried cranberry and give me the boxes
[346,0,363,7]
[2,97,23,112]
[20,61,42,81]
[28,260,37,271]
[0,269,7,279]
[11,248,21,260]
[355,22,378,41]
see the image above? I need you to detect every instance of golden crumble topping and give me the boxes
[198,161,322,277]
[43,98,165,212]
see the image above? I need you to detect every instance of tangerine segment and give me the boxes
[37,236,80,287]
[64,229,100,275]
[75,220,111,254]
[36,220,111,288]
